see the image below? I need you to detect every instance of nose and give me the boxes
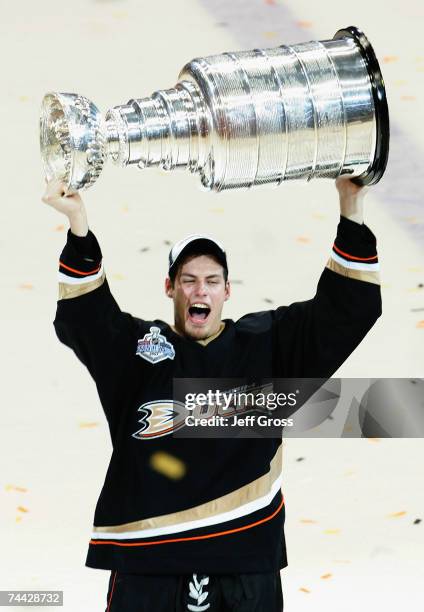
[194,280,209,297]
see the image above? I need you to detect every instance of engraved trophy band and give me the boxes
[40,26,389,193]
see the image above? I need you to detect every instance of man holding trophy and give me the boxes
[41,26,388,612]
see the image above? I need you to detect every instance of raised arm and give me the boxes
[43,180,138,427]
[273,178,382,378]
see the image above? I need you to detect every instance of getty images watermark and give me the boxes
[147,378,424,439]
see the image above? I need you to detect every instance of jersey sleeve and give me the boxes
[273,216,382,377]
[53,229,138,422]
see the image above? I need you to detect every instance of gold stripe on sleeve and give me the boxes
[326,258,380,285]
[59,272,106,300]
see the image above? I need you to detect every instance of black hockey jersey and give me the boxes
[53,216,381,574]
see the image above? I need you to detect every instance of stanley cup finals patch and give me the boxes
[136,326,175,364]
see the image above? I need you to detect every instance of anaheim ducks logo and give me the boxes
[132,400,189,439]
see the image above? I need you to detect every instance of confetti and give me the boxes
[416,321,424,329]
[296,21,313,29]
[401,96,416,101]
[344,470,355,477]
[299,587,311,593]
[263,298,274,304]
[139,247,150,253]
[19,283,33,290]
[122,205,129,213]
[230,279,243,285]
[209,208,225,214]
[411,308,424,312]
[324,529,340,535]
[79,422,100,428]
[16,516,22,523]
[149,451,186,480]
[111,273,125,280]
[5,485,28,493]
[17,506,29,513]
[413,519,422,525]
[321,573,332,580]
[312,212,326,220]
[55,224,65,232]
[296,457,305,462]
[264,31,278,39]
[387,511,407,518]
[300,519,317,524]
[19,96,29,102]
[296,236,310,244]
[382,56,398,63]
[163,240,172,246]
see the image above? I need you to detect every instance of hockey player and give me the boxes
[42,177,381,611]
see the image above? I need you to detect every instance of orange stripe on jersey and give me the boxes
[89,496,284,547]
[332,244,378,262]
[106,570,117,612]
[59,261,101,276]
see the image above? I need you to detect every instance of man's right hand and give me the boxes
[42,179,89,237]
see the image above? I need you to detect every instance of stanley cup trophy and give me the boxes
[40,26,389,194]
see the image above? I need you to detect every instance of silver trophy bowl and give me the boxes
[40,26,389,193]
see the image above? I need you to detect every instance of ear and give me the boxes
[224,280,231,301]
[165,276,173,298]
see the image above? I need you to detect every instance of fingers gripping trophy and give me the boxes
[40,26,389,195]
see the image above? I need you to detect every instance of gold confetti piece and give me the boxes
[299,587,311,593]
[312,212,326,220]
[55,224,65,232]
[417,320,424,329]
[19,96,29,102]
[122,205,129,213]
[19,283,33,290]
[16,516,22,523]
[344,470,355,476]
[79,422,100,429]
[150,451,186,480]
[296,20,313,29]
[387,511,407,518]
[401,95,416,101]
[209,208,225,214]
[111,273,125,281]
[264,31,278,39]
[324,529,340,534]
[382,56,398,63]
[321,573,333,580]
[296,236,310,243]
[5,485,27,493]
[17,506,28,513]
[300,519,317,524]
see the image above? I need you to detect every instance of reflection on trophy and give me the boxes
[40,26,389,193]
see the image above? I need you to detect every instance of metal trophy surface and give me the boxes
[40,26,389,193]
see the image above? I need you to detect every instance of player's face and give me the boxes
[165,255,230,340]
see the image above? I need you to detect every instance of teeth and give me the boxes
[191,303,209,309]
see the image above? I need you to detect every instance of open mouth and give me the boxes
[188,303,211,324]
